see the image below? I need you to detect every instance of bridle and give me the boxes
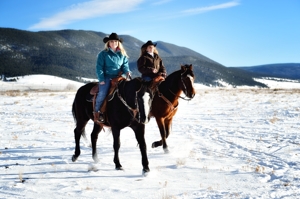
[173,71,194,101]
[155,69,194,112]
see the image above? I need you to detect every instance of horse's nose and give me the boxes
[189,93,195,99]
[141,115,151,124]
[143,117,150,124]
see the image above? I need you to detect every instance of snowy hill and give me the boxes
[1,75,300,92]
[0,75,84,91]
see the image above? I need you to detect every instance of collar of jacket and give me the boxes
[144,52,158,58]
[108,48,121,54]
[147,52,154,57]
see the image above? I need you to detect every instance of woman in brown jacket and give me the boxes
[137,40,167,81]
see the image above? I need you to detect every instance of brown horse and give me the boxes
[150,64,196,153]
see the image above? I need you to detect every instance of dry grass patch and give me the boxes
[270,116,279,124]
[18,171,25,183]
[255,165,265,173]
[2,90,21,97]
[176,158,186,167]
[1,90,30,97]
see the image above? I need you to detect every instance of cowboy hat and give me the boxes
[103,32,123,43]
[141,40,157,49]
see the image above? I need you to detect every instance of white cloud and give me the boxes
[28,0,143,30]
[152,0,172,6]
[181,0,240,15]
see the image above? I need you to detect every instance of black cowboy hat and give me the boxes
[103,32,123,43]
[141,40,157,49]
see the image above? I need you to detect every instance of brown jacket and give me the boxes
[137,53,166,78]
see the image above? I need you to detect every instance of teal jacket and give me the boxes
[96,48,130,82]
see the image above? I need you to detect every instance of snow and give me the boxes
[1,75,300,198]
[254,78,300,89]
[1,75,83,91]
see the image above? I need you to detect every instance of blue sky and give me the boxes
[1,0,299,66]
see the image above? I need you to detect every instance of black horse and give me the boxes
[150,64,196,153]
[71,77,154,174]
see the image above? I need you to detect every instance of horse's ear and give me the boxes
[181,65,186,71]
[189,64,193,70]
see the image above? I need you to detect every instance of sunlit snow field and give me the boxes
[0,75,299,198]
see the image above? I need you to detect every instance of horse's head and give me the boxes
[179,64,196,99]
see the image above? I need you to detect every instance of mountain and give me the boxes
[0,28,266,87]
[236,63,300,79]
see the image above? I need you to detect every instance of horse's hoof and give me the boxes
[152,141,162,148]
[115,166,124,171]
[72,155,78,162]
[152,142,159,148]
[163,148,170,154]
[142,168,150,176]
[93,157,99,163]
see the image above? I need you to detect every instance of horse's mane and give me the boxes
[159,69,181,92]
[118,77,139,87]
[117,77,148,99]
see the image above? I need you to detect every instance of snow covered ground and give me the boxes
[1,75,83,91]
[0,75,300,198]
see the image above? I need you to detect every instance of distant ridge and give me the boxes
[0,27,283,87]
[236,63,300,79]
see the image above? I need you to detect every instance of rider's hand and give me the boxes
[158,72,166,78]
[99,81,105,85]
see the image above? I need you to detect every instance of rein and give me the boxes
[156,88,178,112]
[156,72,194,111]
[115,80,144,123]
[168,89,192,101]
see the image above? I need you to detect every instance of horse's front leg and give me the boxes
[152,117,169,153]
[164,117,173,139]
[91,123,102,163]
[132,124,149,174]
[112,127,122,170]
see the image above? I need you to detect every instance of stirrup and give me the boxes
[98,112,105,123]
[93,111,104,123]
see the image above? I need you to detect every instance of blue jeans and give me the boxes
[95,78,111,112]
[142,76,152,81]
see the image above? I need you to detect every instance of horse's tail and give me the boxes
[71,97,88,141]
[72,99,77,124]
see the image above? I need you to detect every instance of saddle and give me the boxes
[88,76,126,115]
[151,76,165,90]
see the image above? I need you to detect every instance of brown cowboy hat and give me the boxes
[103,32,123,43]
[141,40,157,49]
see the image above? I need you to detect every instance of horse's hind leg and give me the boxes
[72,120,88,162]
[91,123,102,163]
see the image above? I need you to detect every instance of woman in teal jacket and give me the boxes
[94,32,131,123]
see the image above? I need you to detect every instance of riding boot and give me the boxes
[93,111,100,123]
